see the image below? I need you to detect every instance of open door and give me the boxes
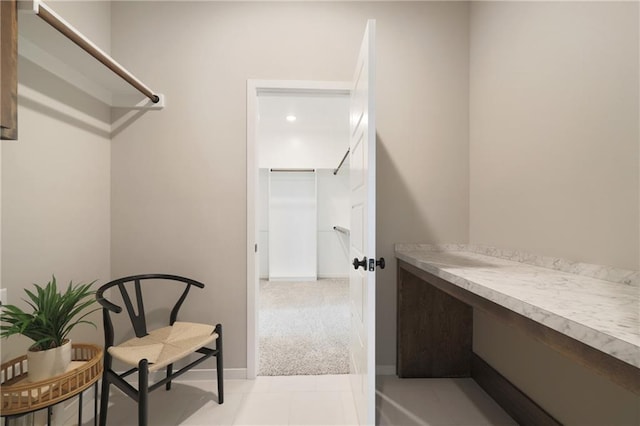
[349,19,376,425]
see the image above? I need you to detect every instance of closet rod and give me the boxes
[270,168,315,172]
[35,1,160,103]
[333,148,350,175]
[333,226,350,236]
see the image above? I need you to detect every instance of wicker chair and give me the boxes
[95,274,223,426]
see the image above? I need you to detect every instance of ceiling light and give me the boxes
[286,115,297,122]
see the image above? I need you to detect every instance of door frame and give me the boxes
[246,80,351,379]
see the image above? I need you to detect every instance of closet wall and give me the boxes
[268,171,317,280]
[470,1,639,270]
[1,1,111,363]
[317,169,349,278]
[259,168,349,279]
[469,3,639,423]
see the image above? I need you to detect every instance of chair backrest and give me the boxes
[96,274,205,345]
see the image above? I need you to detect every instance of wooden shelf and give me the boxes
[0,344,103,417]
[18,0,164,109]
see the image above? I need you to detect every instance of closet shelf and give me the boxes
[18,0,164,109]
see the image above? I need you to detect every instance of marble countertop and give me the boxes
[395,244,640,369]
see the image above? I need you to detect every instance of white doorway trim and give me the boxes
[246,80,350,379]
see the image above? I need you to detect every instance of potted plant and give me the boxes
[0,276,98,382]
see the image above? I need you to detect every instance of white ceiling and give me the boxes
[257,92,349,135]
[257,92,350,169]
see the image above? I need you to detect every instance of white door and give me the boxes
[349,19,376,425]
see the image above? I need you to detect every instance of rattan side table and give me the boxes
[1,344,103,426]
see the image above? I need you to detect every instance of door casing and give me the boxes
[246,80,350,379]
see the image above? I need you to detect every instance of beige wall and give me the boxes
[469,1,639,270]
[1,1,111,362]
[110,1,470,369]
[469,2,640,423]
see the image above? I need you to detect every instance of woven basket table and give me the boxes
[1,343,103,423]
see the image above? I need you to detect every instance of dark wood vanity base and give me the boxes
[396,262,472,378]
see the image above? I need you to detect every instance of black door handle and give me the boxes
[352,256,367,270]
[376,257,386,269]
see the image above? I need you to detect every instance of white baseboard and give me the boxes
[261,275,348,280]
[376,365,395,376]
[267,276,317,282]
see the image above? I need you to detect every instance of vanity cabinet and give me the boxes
[396,262,472,377]
[394,250,640,426]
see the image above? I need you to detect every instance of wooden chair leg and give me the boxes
[99,364,111,426]
[215,323,224,404]
[166,363,173,390]
[138,359,149,426]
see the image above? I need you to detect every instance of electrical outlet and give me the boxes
[0,288,7,306]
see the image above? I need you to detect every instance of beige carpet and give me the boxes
[258,278,349,376]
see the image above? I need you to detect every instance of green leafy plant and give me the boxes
[0,276,99,351]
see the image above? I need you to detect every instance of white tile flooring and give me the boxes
[100,375,516,426]
[104,375,357,426]
[376,376,517,426]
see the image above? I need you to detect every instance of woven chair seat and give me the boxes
[108,322,218,372]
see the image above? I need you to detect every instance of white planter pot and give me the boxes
[27,339,72,382]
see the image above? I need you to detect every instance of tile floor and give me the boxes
[98,375,516,426]
[376,376,517,426]
[103,374,357,426]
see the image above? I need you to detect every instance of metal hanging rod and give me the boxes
[333,226,350,236]
[333,149,350,175]
[270,168,316,172]
[33,0,160,103]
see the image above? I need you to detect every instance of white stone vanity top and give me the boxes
[394,244,640,369]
